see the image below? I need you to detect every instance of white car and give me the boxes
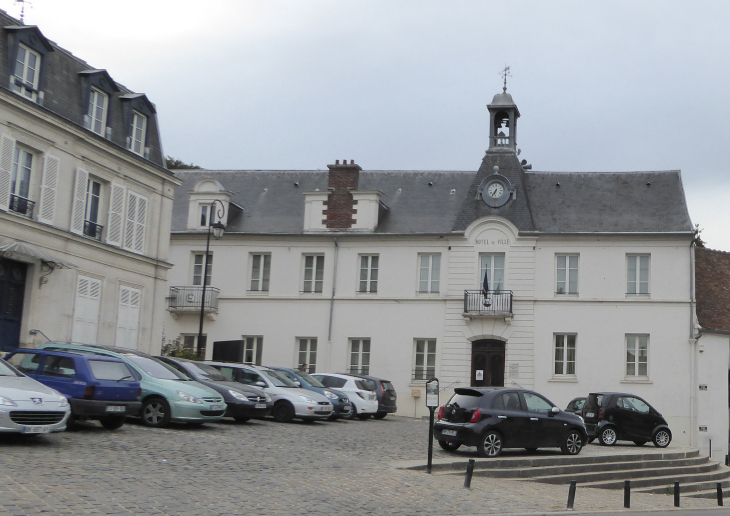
[206,362,333,422]
[312,373,379,419]
[0,357,71,434]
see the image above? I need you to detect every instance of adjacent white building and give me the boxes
[164,89,724,457]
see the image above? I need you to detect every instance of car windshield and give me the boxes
[184,362,228,382]
[355,379,376,391]
[89,360,135,381]
[123,355,188,380]
[297,372,325,388]
[260,369,297,387]
[382,381,395,392]
[0,358,21,377]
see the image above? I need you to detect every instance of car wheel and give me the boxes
[234,416,250,423]
[373,412,387,420]
[272,401,295,423]
[477,430,503,458]
[633,440,647,446]
[599,426,617,446]
[141,397,172,428]
[561,430,583,455]
[653,429,672,448]
[100,416,126,430]
[438,440,462,452]
[357,414,371,420]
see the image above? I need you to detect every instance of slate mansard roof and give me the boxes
[170,162,694,236]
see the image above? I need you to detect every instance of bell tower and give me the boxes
[487,67,520,152]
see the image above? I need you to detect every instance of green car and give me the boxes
[37,343,226,428]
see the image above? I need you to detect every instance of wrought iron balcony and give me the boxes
[9,194,34,218]
[412,368,436,381]
[463,290,513,318]
[168,286,219,312]
[83,220,104,241]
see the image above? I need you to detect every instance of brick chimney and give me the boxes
[323,159,361,229]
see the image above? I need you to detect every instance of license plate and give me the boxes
[255,403,267,409]
[22,426,51,434]
[210,404,224,411]
[390,396,396,400]
[105,405,126,413]
[585,412,594,418]
[442,429,457,437]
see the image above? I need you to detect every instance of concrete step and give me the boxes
[575,466,730,490]
[535,462,721,485]
[637,473,730,495]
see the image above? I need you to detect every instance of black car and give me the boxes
[434,387,587,457]
[565,397,586,416]
[346,373,397,419]
[157,356,273,422]
[582,392,671,448]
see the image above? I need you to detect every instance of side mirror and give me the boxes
[255,381,266,388]
[293,381,301,387]
[551,406,560,414]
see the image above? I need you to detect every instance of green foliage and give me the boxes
[160,335,201,361]
[692,223,705,248]
[165,156,202,170]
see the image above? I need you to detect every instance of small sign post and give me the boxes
[425,377,439,474]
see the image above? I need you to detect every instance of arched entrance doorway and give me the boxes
[471,339,505,387]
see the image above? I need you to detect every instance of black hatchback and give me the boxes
[582,392,671,448]
[434,387,587,457]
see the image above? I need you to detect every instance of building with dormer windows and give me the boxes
[0,11,180,353]
[165,87,725,458]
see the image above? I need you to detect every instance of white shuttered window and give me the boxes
[0,135,16,211]
[70,168,89,234]
[38,154,60,224]
[115,286,141,349]
[106,183,126,246]
[72,276,102,344]
[123,191,148,254]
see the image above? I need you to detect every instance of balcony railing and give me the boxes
[490,135,513,148]
[83,220,104,241]
[168,286,220,312]
[463,290,513,316]
[9,194,34,218]
[412,368,436,381]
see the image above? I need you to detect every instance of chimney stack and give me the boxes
[323,160,362,229]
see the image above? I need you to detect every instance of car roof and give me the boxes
[588,392,636,397]
[12,348,125,362]
[43,342,151,357]
[340,373,391,382]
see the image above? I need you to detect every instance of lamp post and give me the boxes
[197,199,226,358]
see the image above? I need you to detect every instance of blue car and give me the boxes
[4,349,142,430]
[270,367,352,420]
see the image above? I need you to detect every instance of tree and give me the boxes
[692,223,705,248]
[165,156,202,170]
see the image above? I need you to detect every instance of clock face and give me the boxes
[487,182,504,198]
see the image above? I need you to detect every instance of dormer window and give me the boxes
[129,111,147,155]
[12,43,41,101]
[87,88,108,136]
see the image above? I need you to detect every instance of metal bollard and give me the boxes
[674,481,680,507]
[718,482,724,506]
[566,480,577,510]
[463,458,475,489]
[624,480,630,509]
[726,454,729,467]
[710,439,712,459]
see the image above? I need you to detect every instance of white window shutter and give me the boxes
[70,168,89,235]
[38,154,60,224]
[134,195,148,253]
[115,286,141,349]
[123,192,137,250]
[71,275,102,344]
[0,135,16,211]
[106,183,126,246]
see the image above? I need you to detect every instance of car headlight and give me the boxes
[228,390,249,401]
[58,396,69,408]
[0,396,17,407]
[177,391,203,404]
[264,394,272,402]
[324,391,338,399]
[300,395,317,404]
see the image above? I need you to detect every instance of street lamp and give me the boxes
[197,199,226,358]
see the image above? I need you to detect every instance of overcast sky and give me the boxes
[7,0,730,249]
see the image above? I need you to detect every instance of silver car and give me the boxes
[0,357,71,434]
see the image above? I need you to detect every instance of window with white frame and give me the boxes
[418,254,441,293]
[556,254,579,294]
[627,255,650,294]
[199,203,218,227]
[413,339,436,380]
[11,44,40,101]
[242,336,263,365]
[83,179,103,240]
[128,111,147,155]
[554,334,576,376]
[250,253,271,291]
[87,87,108,136]
[349,338,370,375]
[480,254,505,291]
[358,254,379,293]
[181,334,206,357]
[626,334,648,377]
[297,338,317,373]
[192,253,213,286]
[302,254,324,293]
[9,146,33,216]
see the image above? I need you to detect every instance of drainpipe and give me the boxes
[689,241,698,449]
[327,237,339,371]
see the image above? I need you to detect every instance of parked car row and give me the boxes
[0,342,398,434]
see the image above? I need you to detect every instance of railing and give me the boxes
[9,194,34,218]
[83,220,104,241]
[489,135,513,148]
[168,286,220,311]
[412,368,436,381]
[463,290,513,315]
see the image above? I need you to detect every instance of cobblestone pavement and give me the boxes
[0,416,723,515]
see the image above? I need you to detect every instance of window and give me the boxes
[358,255,379,293]
[418,254,441,293]
[86,87,108,136]
[297,338,317,373]
[349,338,370,375]
[89,360,134,381]
[123,191,148,254]
[626,334,648,377]
[5,352,41,375]
[250,254,271,291]
[83,179,103,240]
[523,392,554,414]
[617,396,650,414]
[192,253,213,286]
[413,339,436,380]
[41,355,76,378]
[627,255,650,294]
[9,146,33,216]
[199,203,215,227]
[181,334,207,357]
[492,391,521,411]
[128,111,147,155]
[554,334,576,376]
[11,44,40,101]
[242,336,263,365]
[302,255,324,293]
[480,254,505,291]
[556,254,578,294]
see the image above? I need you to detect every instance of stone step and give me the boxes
[637,473,730,495]
[534,462,721,485]
[576,467,730,490]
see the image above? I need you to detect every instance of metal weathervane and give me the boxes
[500,65,511,93]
